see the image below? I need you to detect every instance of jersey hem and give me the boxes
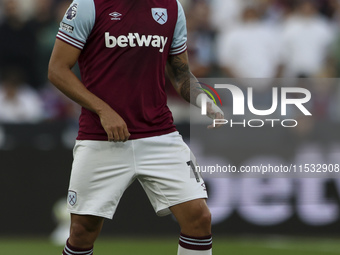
[76,127,177,141]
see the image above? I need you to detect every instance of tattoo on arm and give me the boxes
[168,54,204,105]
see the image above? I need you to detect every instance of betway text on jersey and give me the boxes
[105,32,168,53]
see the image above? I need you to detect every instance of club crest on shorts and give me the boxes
[152,8,168,25]
[65,3,78,21]
[68,190,77,206]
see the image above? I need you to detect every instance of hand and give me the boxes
[98,107,131,142]
[206,102,224,129]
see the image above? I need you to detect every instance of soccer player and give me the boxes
[48,1,224,255]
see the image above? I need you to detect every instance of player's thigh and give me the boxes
[136,132,207,216]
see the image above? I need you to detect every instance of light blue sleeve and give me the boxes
[56,0,95,50]
[169,0,188,55]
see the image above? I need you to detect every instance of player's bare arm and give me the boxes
[48,39,130,142]
[166,51,224,128]
[166,51,200,104]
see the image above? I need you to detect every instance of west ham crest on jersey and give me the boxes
[152,8,168,25]
[65,3,78,21]
[68,190,77,206]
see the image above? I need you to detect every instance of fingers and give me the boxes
[207,112,224,129]
[123,127,131,142]
[103,122,130,142]
[213,112,224,128]
[206,102,215,119]
[115,127,131,142]
[206,102,225,129]
[109,127,130,142]
[107,125,131,142]
[113,129,120,142]
[99,108,131,142]
[107,130,115,142]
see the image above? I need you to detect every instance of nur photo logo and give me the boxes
[198,83,312,128]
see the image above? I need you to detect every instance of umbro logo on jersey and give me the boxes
[105,32,168,53]
[152,8,168,25]
[110,12,122,20]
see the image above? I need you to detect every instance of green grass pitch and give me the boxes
[1,237,339,255]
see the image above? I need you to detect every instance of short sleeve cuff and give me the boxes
[57,31,85,50]
[169,43,187,55]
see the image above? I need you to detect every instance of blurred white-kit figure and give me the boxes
[210,0,246,33]
[281,0,335,77]
[0,68,43,123]
[50,198,71,246]
[216,4,283,89]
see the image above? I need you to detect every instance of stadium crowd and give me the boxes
[0,0,340,123]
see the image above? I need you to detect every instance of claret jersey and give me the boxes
[57,0,188,140]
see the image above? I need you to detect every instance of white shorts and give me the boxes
[67,131,207,219]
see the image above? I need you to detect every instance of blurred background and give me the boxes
[1,0,340,122]
[1,0,340,254]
